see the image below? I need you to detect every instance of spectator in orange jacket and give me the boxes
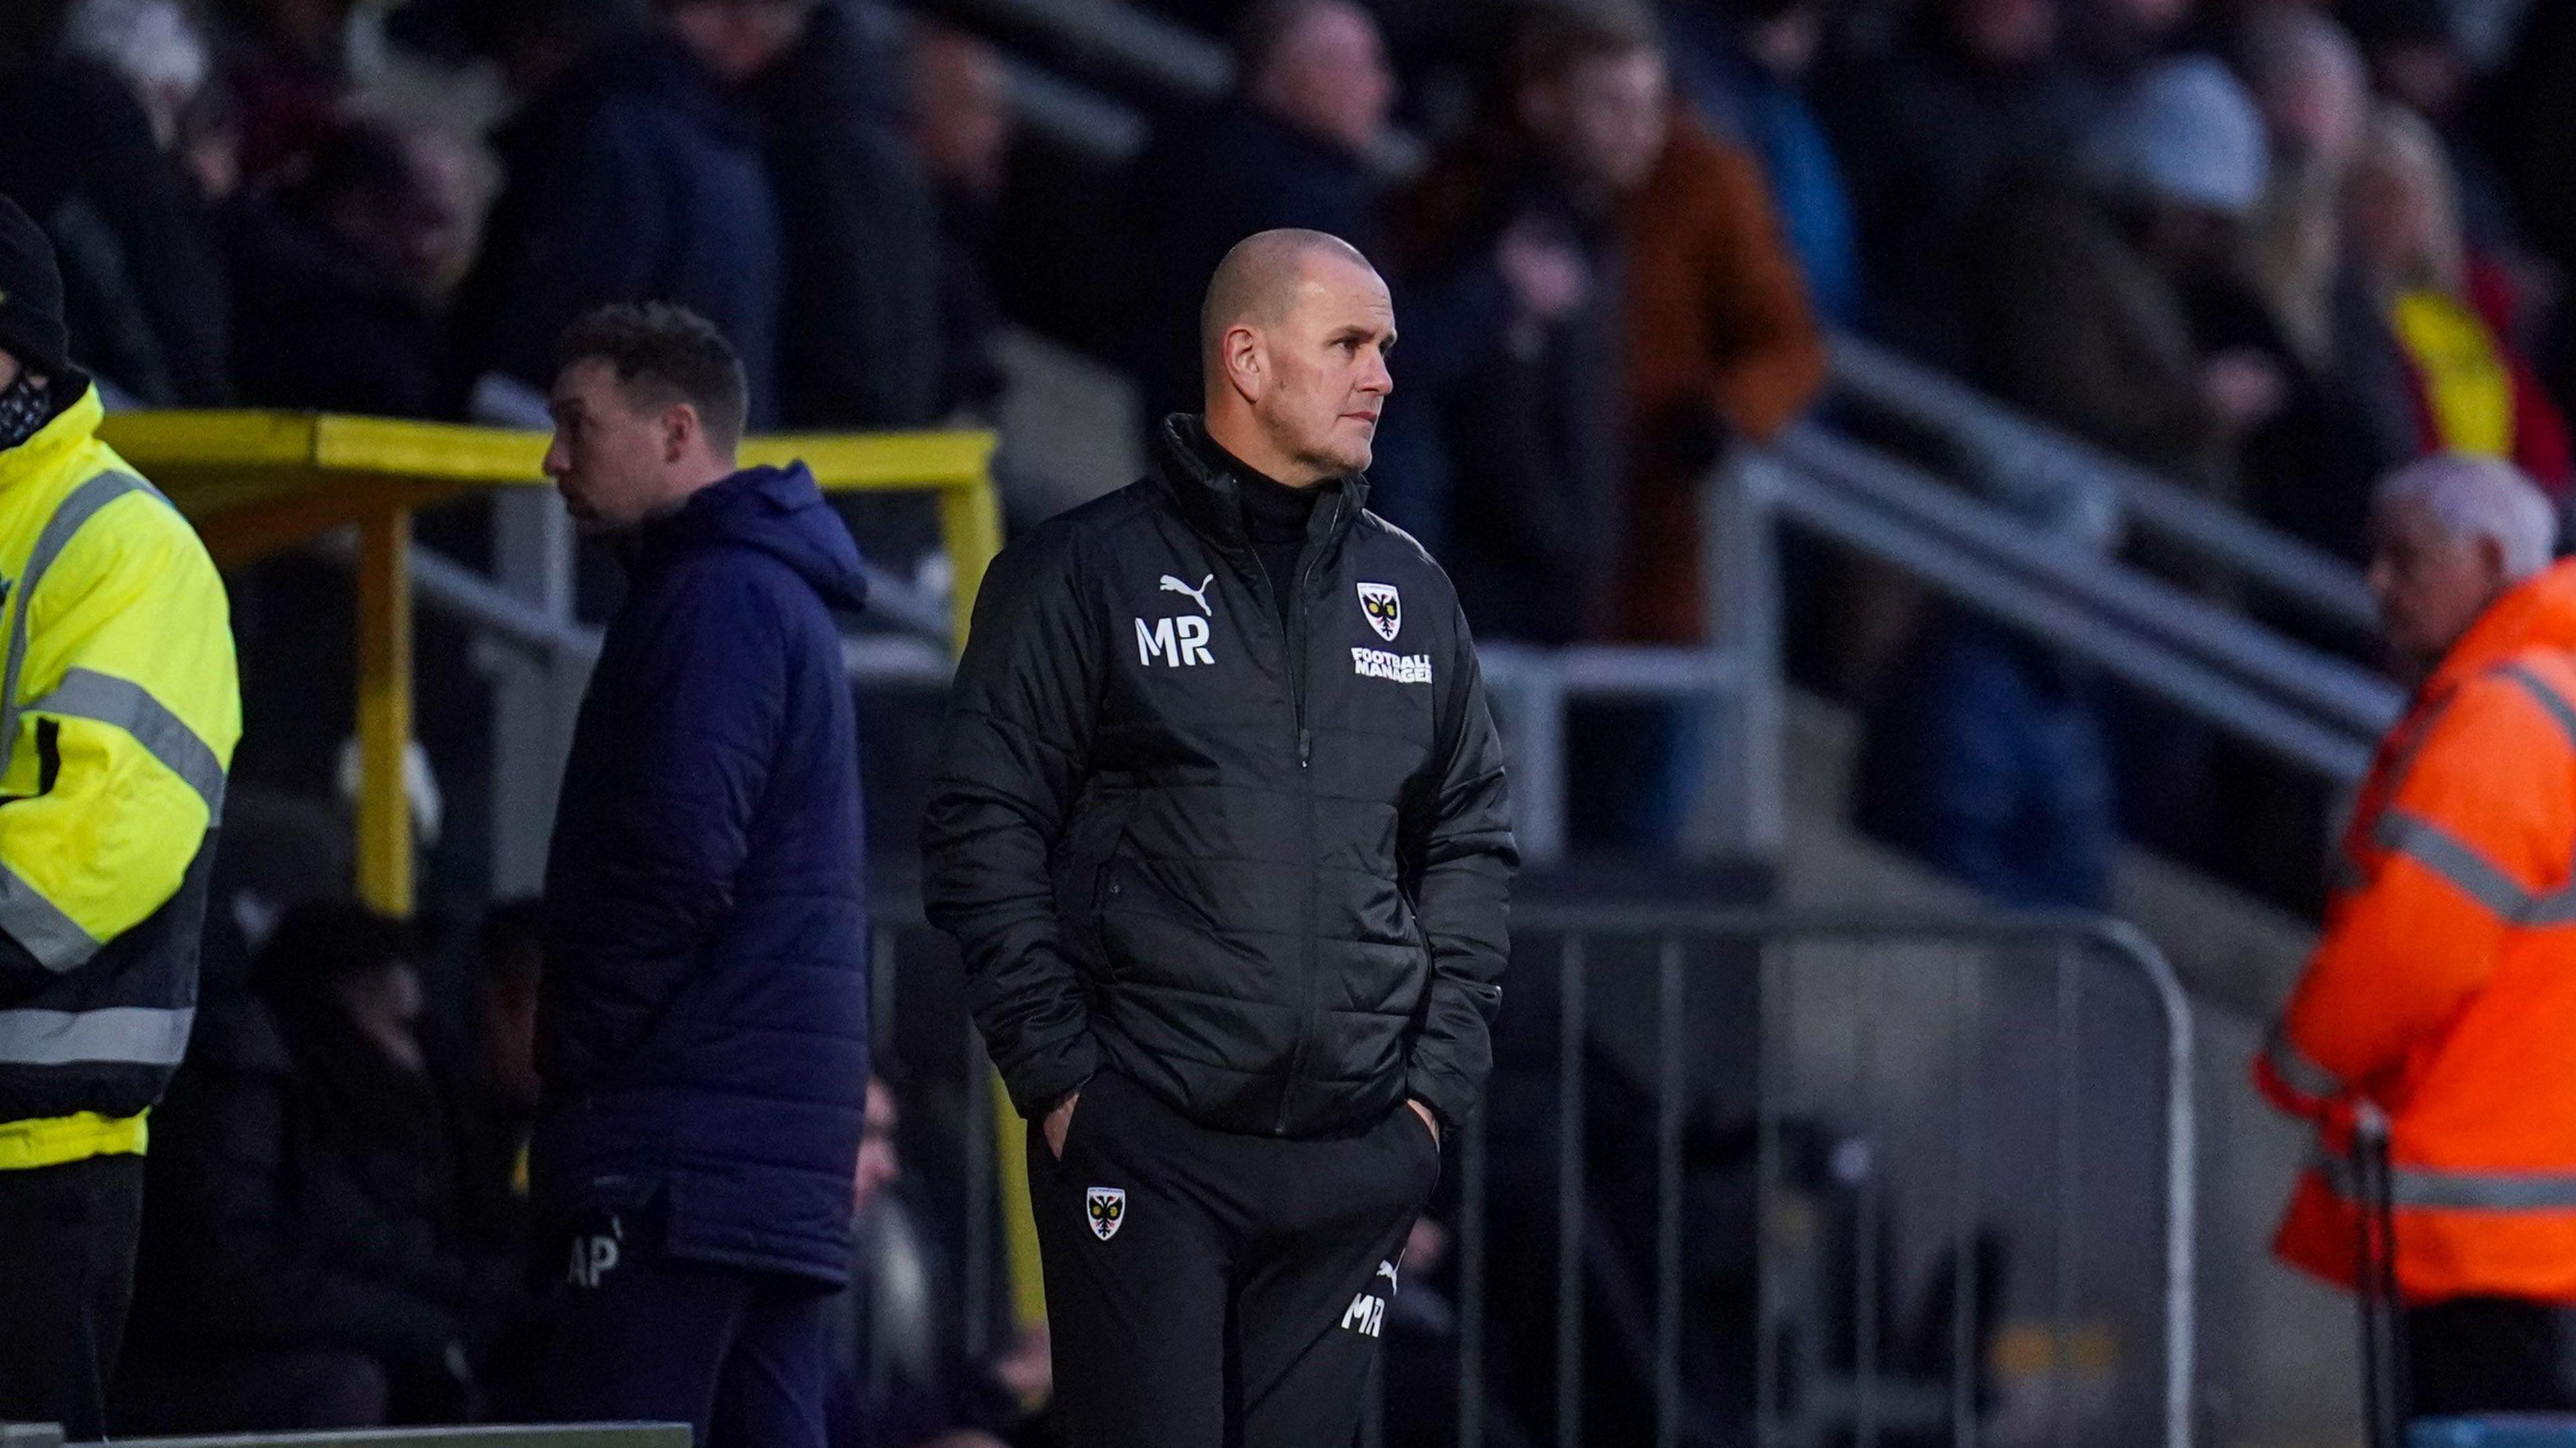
[2258,452,2576,1418]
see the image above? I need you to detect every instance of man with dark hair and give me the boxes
[530,300,871,1445]
[924,228,1516,1446]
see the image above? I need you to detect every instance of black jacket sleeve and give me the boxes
[922,524,1105,1117]
[1400,598,1518,1131]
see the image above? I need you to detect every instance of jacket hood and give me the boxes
[2428,558,2576,696]
[641,462,869,614]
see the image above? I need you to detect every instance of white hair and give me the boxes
[2377,453,2559,579]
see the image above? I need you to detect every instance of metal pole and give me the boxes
[1656,935,1684,1448]
[354,507,413,915]
[2052,942,2079,1448]
[1699,453,1785,859]
[963,1025,994,1360]
[1462,1105,1488,1448]
[1854,950,1880,1448]
[1556,934,1587,1448]
[1756,939,1785,1448]
[1952,950,1982,1448]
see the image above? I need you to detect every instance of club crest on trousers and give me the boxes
[1087,1186,1126,1240]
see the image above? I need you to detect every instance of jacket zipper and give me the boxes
[1273,492,1340,1133]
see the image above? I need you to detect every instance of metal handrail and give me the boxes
[1775,464,2380,781]
[1776,423,2405,736]
[1829,333,2383,632]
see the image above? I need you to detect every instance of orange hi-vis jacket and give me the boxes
[2260,558,2576,1302]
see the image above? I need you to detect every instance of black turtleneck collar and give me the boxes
[1187,425,1330,626]
[1195,430,1323,540]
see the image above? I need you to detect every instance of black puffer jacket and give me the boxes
[923,416,1517,1138]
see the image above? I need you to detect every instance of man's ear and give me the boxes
[1223,324,1266,403]
[662,402,700,464]
[2476,532,2511,590]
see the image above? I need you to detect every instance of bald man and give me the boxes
[924,229,1515,1443]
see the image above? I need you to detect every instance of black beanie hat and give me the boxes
[0,195,70,379]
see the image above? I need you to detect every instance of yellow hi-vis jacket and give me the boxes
[0,382,238,1170]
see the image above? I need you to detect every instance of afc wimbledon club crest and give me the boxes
[1357,582,1402,642]
[1086,1186,1126,1241]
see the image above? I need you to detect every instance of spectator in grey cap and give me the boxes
[1961,54,2273,498]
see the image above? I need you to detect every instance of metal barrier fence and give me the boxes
[44,1428,687,1447]
[878,905,2195,1448]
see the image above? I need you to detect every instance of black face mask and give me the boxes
[0,373,50,452]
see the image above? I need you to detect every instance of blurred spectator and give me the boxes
[458,900,542,1248]
[227,120,462,415]
[1856,610,2117,908]
[209,0,356,185]
[1609,29,1825,653]
[1964,56,2269,496]
[912,23,1013,420]
[2479,0,2576,406]
[2206,157,2418,561]
[449,0,783,427]
[829,1078,1033,1448]
[1377,10,1635,644]
[2347,103,2571,490]
[1131,0,1399,417]
[2343,0,2524,259]
[1821,0,2100,362]
[1662,0,1862,327]
[0,0,233,404]
[125,903,522,1431]
[2204,8,2419,561]
[2231,4,2368,177]
[705,0,946,429]
[2063,0,2193,82]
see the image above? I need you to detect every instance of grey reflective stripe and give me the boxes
[0,861,99,971]
[29,667,226,814]
[0,471,162,759]
[2316,1150,2576,1211]
[0,1005,193,1066]
[2264,1030,2342,1099]
[2375,810,2538,915]
[2497,662,2576,754]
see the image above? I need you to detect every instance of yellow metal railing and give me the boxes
[98,412,1001,913]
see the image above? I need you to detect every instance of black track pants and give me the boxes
[0,1153,142,1439]
[1028,1068,1442,1447]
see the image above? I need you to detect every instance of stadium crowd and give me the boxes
[1,0,2573,1437]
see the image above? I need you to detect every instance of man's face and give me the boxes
[478,969,541,1105]
[2346,146,2447,287]
[1526,49,1670,199]
[545,358,689,531]
[0,349,18,392]
[855,1080,902,1212]
[2369,496,2509,677]
[668,0,810,85]
[1257,3,1397,157]
[1244,256,1396,479]
[1952,0,2055,66]
[914,32,1014,197]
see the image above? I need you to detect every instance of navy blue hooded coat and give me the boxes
[535,463,870,1285]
